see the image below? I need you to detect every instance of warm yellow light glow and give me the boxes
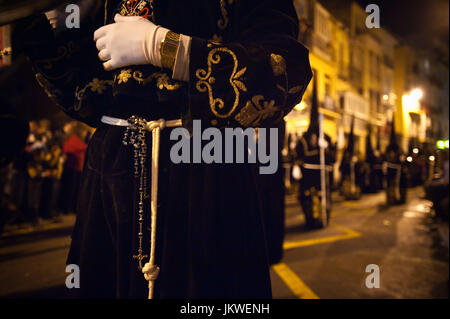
[411,89,423,101]
[294,101,307,112]
[383,94,389,101]
[402,94,420,113]
[429,155,435,162]
[300,120,309,127]
[407,156,413,162]
[413,148,419,154]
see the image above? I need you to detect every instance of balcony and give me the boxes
[350,67,363,89]
[312,34,334,61]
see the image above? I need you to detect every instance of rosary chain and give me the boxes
[123,115,149,270]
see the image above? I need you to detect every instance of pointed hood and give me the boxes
[376,126,381,152]
[386,112,401,155]
[307,74,319,135]
[389,113,398,147]
[366,124,375,161]
[345,115,355,157]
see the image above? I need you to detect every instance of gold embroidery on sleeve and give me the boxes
[270,54,286,76]
[235,95,278,127]
[152,73,182,91]
[75,77,113,100]
[35,73,63,99]
[196,47,247,119]
[132,70,145,83]
[217,0,229,30]
[271,53,305,111]
[116,69,132,84]
[211,34,223,44]
[35,42,77,71]
[115,69,181,91]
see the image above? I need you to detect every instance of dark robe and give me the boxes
[339,152,364,200]
[362,129,382,194]
[385,146,408,205]
[259,122,285,265]
[18,0,312,298]
[295,131,334,228]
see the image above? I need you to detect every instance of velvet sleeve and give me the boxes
[187,0,312,128]
[17,14,113,127]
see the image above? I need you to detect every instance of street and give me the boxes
[272,187,449,299]
[0,187,448,299]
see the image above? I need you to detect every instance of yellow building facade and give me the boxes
[289,0,441,157]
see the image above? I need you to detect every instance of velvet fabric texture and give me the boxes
[20,0,313,298]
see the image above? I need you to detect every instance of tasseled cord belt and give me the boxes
[101,115,182,299]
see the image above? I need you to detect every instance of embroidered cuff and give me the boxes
[172,34,192,82]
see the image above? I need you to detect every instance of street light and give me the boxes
[437,140,449,150]
[410,88,423,101]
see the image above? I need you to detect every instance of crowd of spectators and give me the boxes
[0,119,93,233]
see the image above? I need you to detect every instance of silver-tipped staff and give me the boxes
[318,112,328,227]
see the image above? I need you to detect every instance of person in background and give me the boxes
[58,121,87,215]
[40,135,64,220]
[339,116,363,200]
[25,121,46,225]
[296,77,335,229]
[362,125,381,193]
[384,117,408,205]
[426,149,449,221]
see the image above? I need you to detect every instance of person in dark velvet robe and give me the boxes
[373,126,384,192]
[384,117,408,205]
[295,77,334,229]
[362,125,381,194]
[17,0,312,298]
[339,115,363,200]
[259,121,285,265]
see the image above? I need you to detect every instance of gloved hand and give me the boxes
[93,14,169,71]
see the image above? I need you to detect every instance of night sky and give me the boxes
[356,0,449,62]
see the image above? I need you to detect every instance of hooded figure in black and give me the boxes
[17,0,313,298]
[362,125,381,193]
[384,115,408,205]
[373,126,384,191]
[295,76,334,229]
[339,115,363,200]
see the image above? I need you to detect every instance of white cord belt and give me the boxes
[101,115,182,299]
[302,163,333,171]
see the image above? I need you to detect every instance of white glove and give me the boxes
[94,14,169,71]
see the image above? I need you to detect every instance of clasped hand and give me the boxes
[94,14,167,71]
